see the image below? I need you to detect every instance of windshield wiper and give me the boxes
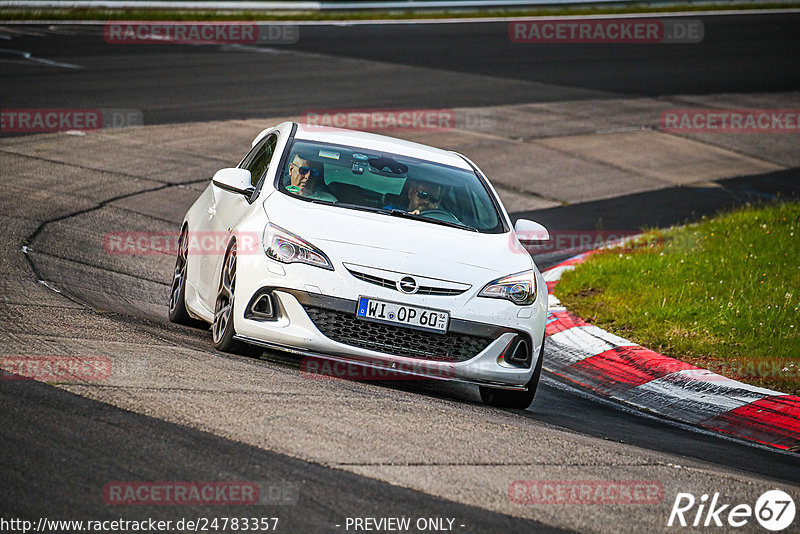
[330,202,388,215]
[389,209,478,232]
[327,202,478,232]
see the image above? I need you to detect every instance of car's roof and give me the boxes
[293,123,472,171]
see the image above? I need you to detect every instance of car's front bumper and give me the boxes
[233,286,545,389]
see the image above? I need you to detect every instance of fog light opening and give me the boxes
[247,291,277,320]
[509,339,529,364]
[501,336,531,368]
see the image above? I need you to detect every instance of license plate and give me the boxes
[356,297,449,334]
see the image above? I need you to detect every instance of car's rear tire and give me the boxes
[479,339,544,409]
[168,226,203,327]
[212,241,249,354]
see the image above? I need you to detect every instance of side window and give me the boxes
[240,134,278,187]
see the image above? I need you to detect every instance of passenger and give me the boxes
[287,154,337,202]
[384,179,444,215]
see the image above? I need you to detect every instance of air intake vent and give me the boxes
[303,306,492,362]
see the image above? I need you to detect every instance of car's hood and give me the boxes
[263,194,532,283]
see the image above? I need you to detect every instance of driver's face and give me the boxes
[408,183,442,212]
[289,156,311,190]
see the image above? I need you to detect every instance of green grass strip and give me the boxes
[555,200,800,395]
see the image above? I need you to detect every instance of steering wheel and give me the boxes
[418,209,462,224]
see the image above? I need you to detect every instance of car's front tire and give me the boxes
[212,241,248,354]
[479,339,544,410]
[169,226,202,327]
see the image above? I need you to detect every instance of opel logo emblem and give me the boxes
[397,276,419,294]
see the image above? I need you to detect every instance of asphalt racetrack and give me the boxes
[1,11,799,534]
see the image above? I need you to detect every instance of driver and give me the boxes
[385,179,444,215]
[287,153,336,202]
[407,181,444,214]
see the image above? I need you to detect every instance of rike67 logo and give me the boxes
[668,490,795,531]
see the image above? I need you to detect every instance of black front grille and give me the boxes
[303,306,493,362]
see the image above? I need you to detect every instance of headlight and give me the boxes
[478,270,537,306]
[264,223,333,270]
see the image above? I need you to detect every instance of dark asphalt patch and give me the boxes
[515,167,800,234]
[0,377,566,533]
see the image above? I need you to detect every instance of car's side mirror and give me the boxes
[514,219,550,243]
[212,168,254,196]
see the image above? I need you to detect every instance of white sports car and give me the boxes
[169,122,550,408]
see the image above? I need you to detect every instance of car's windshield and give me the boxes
[277,139,505,233]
